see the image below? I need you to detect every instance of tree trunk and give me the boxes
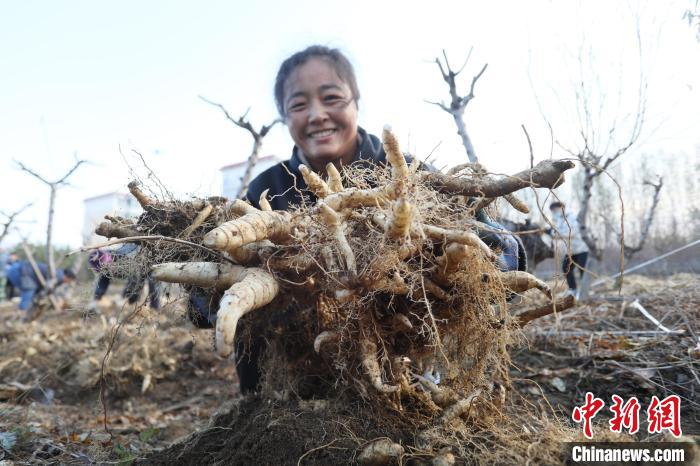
[46,185,56,285]
[236,137,263,200]
[577,169,601,259]
[452,110,478,164]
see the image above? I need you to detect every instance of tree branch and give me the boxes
[423,99,450,113]
[16,159,87,284]
[429,49,488,164]
[14,160,51,185]
[521,124,534,169]
[56,159,87,185]
[624,176,663,259]
[461,63,488,108]
[199,95,281,199]
[199,95,259,140]
[0,203,32,245]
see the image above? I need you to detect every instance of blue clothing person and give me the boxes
[6,260,75,313]
[0,250,9,301]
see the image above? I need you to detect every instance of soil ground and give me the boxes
[0,273,698,465]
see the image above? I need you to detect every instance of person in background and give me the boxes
[87,243,161,313]
[187,45,528,394]
[0,248,8,301]
[4,252,19,300]
[5,259,76,321]
[547,201,589,298]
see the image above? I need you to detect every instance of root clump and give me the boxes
[93,128,577,462]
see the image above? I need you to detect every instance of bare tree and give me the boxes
[534,23,650,261]
[623,176,664,259]
[684,0,700,39]
[200,96,281,199]
[15,158,86,284]
[0,203,32,245]
[426,49,488,164]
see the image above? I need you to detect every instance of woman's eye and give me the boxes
[324,95,347,106]
[288,101,306,112]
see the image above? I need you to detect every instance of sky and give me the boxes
[1,0,699,248]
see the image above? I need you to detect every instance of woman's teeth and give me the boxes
[309,129,336,138]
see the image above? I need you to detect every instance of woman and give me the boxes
[201,45,526,393]
[547,201,589,297]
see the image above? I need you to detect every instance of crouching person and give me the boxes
[5,260,76,321]
[87,243,160,313]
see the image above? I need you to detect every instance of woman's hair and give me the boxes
[274,45,360,117]
[549,201,564,210]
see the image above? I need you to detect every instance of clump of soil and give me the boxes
[144,395,583,466]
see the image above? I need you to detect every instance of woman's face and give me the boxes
[283,58,359,170]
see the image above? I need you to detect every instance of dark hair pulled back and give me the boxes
[274,45,360,117]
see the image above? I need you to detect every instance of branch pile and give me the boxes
[94,128,576,430]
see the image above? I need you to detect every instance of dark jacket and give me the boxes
[246,127,390,211]
[246,126,526,271]
[6,261,65,311]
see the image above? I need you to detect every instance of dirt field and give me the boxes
[1,273,698,465]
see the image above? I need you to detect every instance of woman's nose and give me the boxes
[307,100,328,123]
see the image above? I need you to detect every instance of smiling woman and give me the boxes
[244,45,375,211]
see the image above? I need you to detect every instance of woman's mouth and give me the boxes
[308,128,337,139]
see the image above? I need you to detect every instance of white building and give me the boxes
[82,192,143,245]
[221,155,282,200]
